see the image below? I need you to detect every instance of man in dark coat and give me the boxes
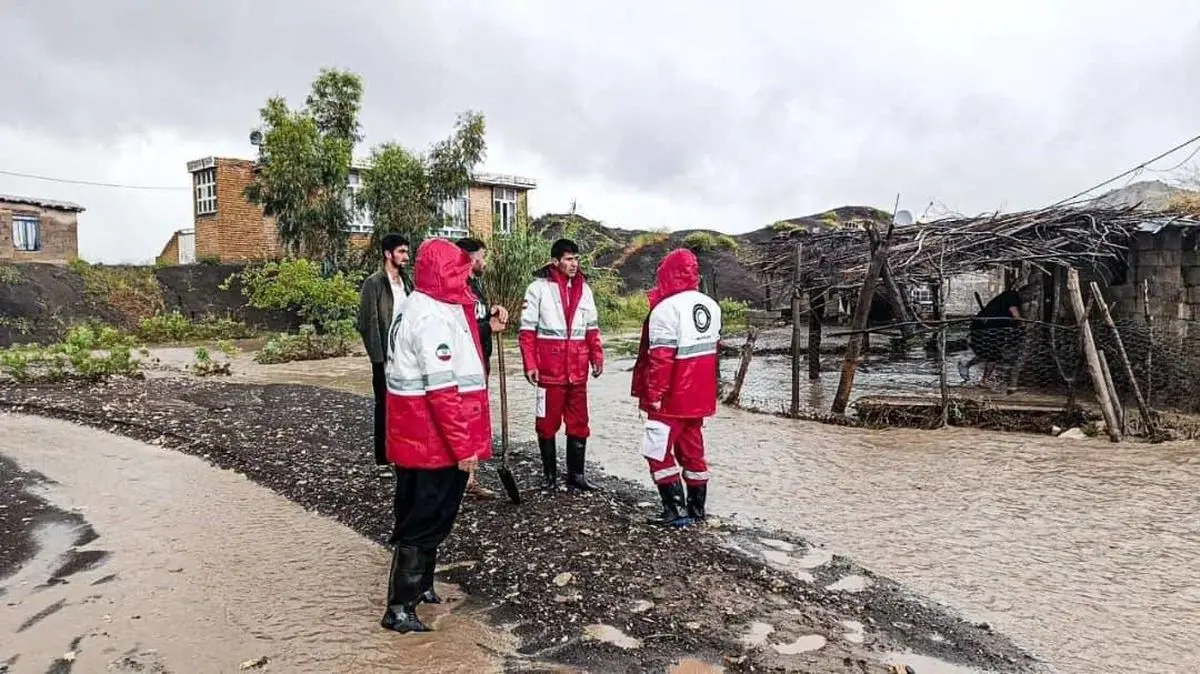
[356,233,413,466]
[958,284,1035,385]
[455,237,509,499]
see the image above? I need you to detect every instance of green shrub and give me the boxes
[0,263,22,285]
[682,231,739,252]
[719,298,748,330]
[0,324,143,383]
[254,321,356,365]
[223,258,362,334]
[188,346,232,377]
[136,311,255,343]
[67,260,164,325]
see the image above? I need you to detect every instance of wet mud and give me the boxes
[0,378,1039,673]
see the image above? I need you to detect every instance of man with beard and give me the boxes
[380,238,492,633]
[631,249,722,527]
[455,237,510,499]
[357,233,412,466]
[518,238,605,491]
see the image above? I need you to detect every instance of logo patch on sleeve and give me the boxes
[435,343,452,361]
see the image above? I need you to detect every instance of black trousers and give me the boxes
[390,466,470,548]
[371,361,387,465]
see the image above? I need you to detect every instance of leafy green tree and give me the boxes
[246,68,363,267]
[358,111,487,255]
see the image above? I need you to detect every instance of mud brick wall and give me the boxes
[0,203,79,264]
[1107,227,1199,346]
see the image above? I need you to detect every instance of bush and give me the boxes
[67,259,164,325]
[254,321,356,365]
[136,311,255,343]
[0,323,143,383]
[188,346,233,377]
[223,258,362,334]
[682,231,739,252]
[719,298,748,330]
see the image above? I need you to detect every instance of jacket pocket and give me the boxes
[641,419,671,462]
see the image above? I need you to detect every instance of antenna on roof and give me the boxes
[249,130,263,146]
[893,209,914,226]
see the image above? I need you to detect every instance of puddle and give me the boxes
[841,619,866,644]
[772,633,827,655]
[583,624,642,650]
[740,621,775,647]
[0,414,514,673]
[883,651,993,674]
[826,574,873,593]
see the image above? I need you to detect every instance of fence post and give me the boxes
[1066,268,1121,442]
[832,224,890,415]
[790,242,803,417]
[1090,280,1157,438]
[725,327,759,406]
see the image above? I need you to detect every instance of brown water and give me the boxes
[198,347,1200,674]
[0,414,512,673]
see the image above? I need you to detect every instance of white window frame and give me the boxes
[345,171,373,234]
[909,284,934,306]
[492,187,517,234]
[432,190,470,240]
[12,213,40,252]
[193,168,217,215]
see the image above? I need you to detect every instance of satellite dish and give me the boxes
[249,130,263,146]
[893,209,914,226]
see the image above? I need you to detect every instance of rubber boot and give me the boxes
[538,437,558,490]
[686,484,707,521]
[646,481,692,527]
[381,544,431,633]
[565,436,599,492]
[418,548,441,605]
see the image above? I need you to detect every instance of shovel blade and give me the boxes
[497,466,521,505]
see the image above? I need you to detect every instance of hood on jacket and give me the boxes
[647,248,701,308]
[414,238,475,305]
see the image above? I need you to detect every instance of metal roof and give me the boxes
[0,194,85,212]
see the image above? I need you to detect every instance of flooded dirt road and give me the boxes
[205,348,1200,674]
[0,414,511,674]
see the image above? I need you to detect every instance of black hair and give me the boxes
[551,238,579,260]
[380,233,409,254]
[455,237,486,253]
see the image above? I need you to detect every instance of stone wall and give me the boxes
[1108,225,1200,345]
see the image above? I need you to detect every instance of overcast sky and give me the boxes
[2,0,1199,263]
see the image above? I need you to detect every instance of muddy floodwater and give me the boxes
[184,346,1200,674]
[0,414,512,674]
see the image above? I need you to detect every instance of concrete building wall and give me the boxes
[0,200,80,264]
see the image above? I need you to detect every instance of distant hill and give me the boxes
[1085,180,1195,210]
[530,206,893,304]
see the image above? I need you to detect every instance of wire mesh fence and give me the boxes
[719,314,1200,432]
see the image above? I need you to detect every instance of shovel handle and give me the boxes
[495,331,510,466]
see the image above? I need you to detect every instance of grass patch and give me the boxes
[135,311,255,344]
[682,231,739,252]
[0,263,22,285]
[67,259,164,325]
[254,324,355,365]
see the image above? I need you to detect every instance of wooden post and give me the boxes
[1065,269,1121,442]
[808,288,825,380]
[1097,350,1125,435]
[724,327,759,406]
[1090,281,1157,438]
[880,260,917,339]
[831,225,891,415]
[790,242,804,418]
[1142,278,1154,404]
[937,248,950,427]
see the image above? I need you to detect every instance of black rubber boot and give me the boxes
[538,437,558,490]
[565,436,598,492]
[686,484,707,521]
[646,482,692,527]
[418,548,441,605]
[381,544,431,633]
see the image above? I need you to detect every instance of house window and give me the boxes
[345,171,373,234]
[432,191,469,239]
[909,284,934,306]
[12,214,40,251]
[493,187,517,233]
[193,168,217,215]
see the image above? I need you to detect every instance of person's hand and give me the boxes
[489,306,508,333]
[591,362,604,378]
[525,369,539,386]
[457,456,478,473]
[646,399,661,411]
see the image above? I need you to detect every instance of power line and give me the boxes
[0,168,188,191]
[1049,132,1200,208]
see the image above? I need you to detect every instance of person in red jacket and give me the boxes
[518,238,605,491]
[631,248,722,527]
[381,238,493,634]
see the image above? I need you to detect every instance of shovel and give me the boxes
[494,331,521,505]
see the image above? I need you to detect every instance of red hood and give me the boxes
[414,238,475,305]
[647,248,700,308]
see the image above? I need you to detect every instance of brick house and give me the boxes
[158,156,536,264]
[0,194,84,264]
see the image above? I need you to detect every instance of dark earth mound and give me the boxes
[0,377,1042,673]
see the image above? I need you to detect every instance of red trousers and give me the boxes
[641,414,708,486]
[536,384,590,439]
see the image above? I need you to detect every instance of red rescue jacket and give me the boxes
[385,239,493,469]
[631,249,722,418]
[518,265,604,385]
